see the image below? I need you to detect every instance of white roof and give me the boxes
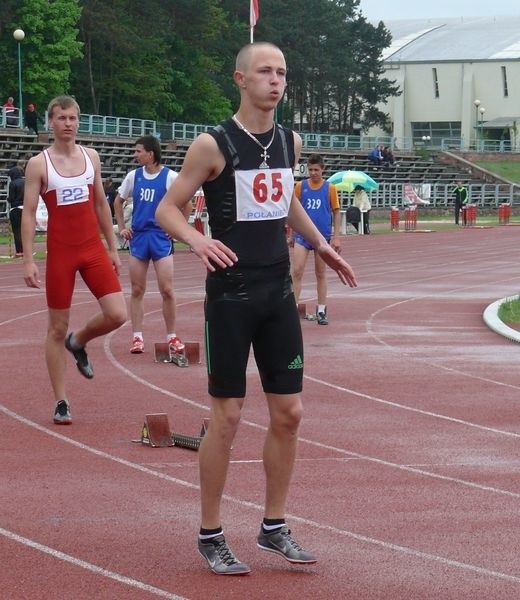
[381,17,520,62]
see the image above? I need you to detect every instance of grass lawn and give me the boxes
[498,295,520,325]
[473,159,520,184]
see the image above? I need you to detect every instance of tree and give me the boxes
[0,0,399,133]
[242,0,399,134]
[16,0,82,107]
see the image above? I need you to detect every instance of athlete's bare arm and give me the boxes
[156,133,237,271]
[21,154,46,287]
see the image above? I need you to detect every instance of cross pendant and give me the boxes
[259,150,270,169]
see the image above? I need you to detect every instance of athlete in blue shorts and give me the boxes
[290,154,342,325]
[114,135,187,355]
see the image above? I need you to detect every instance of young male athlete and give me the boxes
[156,42,357,575]
[289,153,341,325]
[21,95,127,425]
[114,135,185,355]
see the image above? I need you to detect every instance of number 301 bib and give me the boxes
[235,168,293,222]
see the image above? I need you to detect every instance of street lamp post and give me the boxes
[479,107,486,147]
[13,28,25,129]
[473,99,481,147]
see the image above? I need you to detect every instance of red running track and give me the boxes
[1,225,520,599]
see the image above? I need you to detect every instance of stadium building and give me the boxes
[368,17,520,151]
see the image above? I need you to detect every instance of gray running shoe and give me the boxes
[316,311,328,325]
[198,535,251,575]
[257,526,317,564]
[65,332,94,379]
[54,400,72,425]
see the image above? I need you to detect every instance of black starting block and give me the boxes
[135,413,207,450]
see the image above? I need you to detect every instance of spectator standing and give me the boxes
[289,153,341,325]
[113,135,186,356]
[24,103,44,135]
[453,180,468,225]
[7,165,25,256]
[352,185,372,234]
[3,96,17,127]
[21,95,127,425]
[156,41,357,576]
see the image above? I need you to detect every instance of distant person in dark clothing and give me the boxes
[7,166,25,256]
[453,181,468,225]
[381,146,396,166]
[103,176,117,218]
[24,103,44,135]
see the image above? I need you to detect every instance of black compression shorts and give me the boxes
[204,262,304,398]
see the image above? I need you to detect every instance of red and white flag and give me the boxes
[250,0,259,28]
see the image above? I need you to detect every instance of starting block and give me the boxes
[154,342,188,367]
[140,413,174,447]
[184,341,201,364]
[297,303,316,321]
[136,413,207,450]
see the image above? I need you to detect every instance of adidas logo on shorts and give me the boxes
[288,355,303,369]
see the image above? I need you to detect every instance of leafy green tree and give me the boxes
[73,0,174,117]
[234,0,398,134]
[0,0,399,134]
[16,0,82,107]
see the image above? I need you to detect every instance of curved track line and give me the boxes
[366,298,520,392]
[0,527,186,600]
[102,335,520,498]
[1,405,520,585]
[303,373,520,439]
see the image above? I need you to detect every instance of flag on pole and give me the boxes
[250,0,259,29]
[250,0,259,42]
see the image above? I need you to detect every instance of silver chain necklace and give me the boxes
[232,114,276,169]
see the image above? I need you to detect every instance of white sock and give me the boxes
[168,333,177,341]
[133,332,143,340]
[317,304,326,314]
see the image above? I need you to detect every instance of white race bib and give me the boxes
[56,184,90,206]
[235,168,293,221]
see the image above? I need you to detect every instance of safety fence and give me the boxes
[4,109,518,154]
[2,176,516,224]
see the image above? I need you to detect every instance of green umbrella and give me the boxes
[327,170,379,193]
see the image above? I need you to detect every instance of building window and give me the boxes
[432,68,439,98]
[412,122,461,145]
[501,66,509,97]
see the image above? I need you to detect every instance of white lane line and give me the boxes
[303,374,520,439]
[102,335,520,499]
[2,404,520,586]
[0,527,187,600]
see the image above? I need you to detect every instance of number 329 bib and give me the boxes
[235,168,293,222]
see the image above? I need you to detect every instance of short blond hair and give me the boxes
[47,95,80,119]
[235,42,282,72]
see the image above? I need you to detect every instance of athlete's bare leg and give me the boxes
[153,255,177,334]
[291,243,310,304]
[263,392,302,518]
[199,396,244,528]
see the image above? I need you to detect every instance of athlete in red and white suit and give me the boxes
[21,95,127,423]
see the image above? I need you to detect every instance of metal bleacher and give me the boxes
[1,125,518,221]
